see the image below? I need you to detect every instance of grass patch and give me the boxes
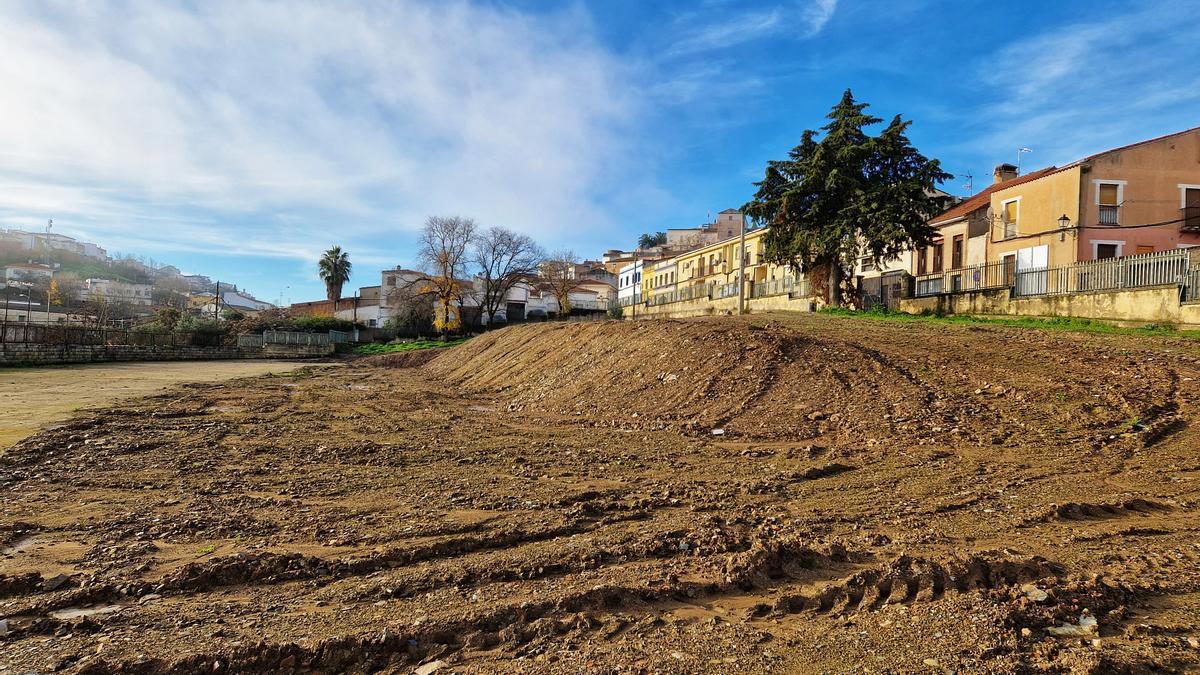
[354,338,469,355]
[817,307,1200,338]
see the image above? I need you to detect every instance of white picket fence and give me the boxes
[1014,249,1191,297]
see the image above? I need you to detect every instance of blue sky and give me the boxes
[1,0,1197,304]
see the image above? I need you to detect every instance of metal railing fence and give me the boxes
[1183,268,1200,304]
[1014,248,1191,297]
[750,276,806,298]
[647,283,711,307]
[914,260,1014,298]
[714,282,740,299]
[262,330,331,346]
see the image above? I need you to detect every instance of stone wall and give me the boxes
[0,342,332,366]
[900,285,1200,328]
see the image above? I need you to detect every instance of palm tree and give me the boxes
[318,245,352,303]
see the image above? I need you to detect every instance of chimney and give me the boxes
[993,163,1019,184]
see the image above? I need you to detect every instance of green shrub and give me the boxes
[176,315,225,334]
[291,315,360,332]
[354,338,469,355]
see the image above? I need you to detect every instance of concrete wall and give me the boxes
[900,285,1199,328]
[0,343,331,366]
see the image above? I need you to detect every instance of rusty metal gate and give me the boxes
[858,271,905,311]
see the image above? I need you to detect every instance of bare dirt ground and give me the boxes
[0,360,327,450]
[2,314,1200,673]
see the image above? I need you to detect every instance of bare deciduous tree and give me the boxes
[412,215,477,338]
[473,226,543,326]
[540,249,582,317]
[152,275,191,309]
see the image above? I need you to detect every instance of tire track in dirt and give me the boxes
[755,554,1062,618]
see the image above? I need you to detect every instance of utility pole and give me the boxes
[737,215,747,315]
[214,280,220,320]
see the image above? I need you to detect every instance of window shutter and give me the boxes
[1099,184,1119,206]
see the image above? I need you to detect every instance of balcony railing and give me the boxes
[1098,204,1120,225]
[914,260,1014,297]
[1184,206,1200,232]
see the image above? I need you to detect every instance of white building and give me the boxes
[221,290,274,313]
[617,260,644,305]
[81,278,154,306]
[3,263,54,284]
[0,298,84,324]
[0,229,108,261]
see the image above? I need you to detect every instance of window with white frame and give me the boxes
[1181,184,1200,230]
[1092,239,1124,260]
[1094,180,1125,225]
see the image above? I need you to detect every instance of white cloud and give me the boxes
[0,1,640,262]
[969,0,1200,167]
[666,9,784,57]
[801,0,838,37]
[664,0,838,58]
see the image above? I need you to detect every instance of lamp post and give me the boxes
[737,216,747,315]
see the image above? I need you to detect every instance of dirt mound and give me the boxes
[425,318,1181,450]
[426,320,937,442]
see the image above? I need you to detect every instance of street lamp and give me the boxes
[1058,214,1071,242]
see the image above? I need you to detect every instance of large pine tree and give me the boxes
[743,90,951,305]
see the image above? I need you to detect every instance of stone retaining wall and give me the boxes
[899,285,1200,328]
[0,342,332,366]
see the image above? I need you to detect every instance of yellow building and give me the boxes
[646,226,804,302]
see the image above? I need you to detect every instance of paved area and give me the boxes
[0,360,324,451]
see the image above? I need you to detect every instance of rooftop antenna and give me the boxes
[1016,147,1033,174]
[961,173,973,193]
